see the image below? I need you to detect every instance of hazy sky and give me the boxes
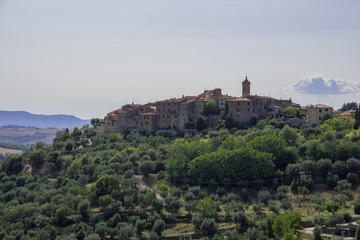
[1,0,359,119]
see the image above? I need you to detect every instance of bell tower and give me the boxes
[242,76,251,97]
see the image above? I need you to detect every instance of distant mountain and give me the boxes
[0,111,90,129]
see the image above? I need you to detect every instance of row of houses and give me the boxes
[95,77,335,135]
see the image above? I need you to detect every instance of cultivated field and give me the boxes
[0,146,23,155]
[0,127,59,145]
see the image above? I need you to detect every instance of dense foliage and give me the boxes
[1,115,360,239]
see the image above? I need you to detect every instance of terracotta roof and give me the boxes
[285,118,308,125]
[226,97,252,102]
[181,99,195,104]
[248,95,275,100]
[309,104,333,108]
[139,112,157,116]
[156,96,196,103]
[338,110,356,117]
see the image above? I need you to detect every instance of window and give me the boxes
[319,109,322,113]
[325,109,329,112]
[319,116,322,120]
[237,102,240,106]
[248,102,250,106]
[248,109,250,112]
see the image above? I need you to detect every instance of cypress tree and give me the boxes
[356,225,360,240]
[355,107,360,129]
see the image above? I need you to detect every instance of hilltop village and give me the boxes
[95,77,337,135]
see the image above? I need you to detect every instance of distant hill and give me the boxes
[0,110,90,129]
[0,126,59,146]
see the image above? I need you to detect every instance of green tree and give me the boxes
[281,106,297,118]
[280,125,298,144]
[248,134,288,168]
[203,100,219,116]
[195,115,207,131]
[140,160,155,177]
[233,211,249,228]
[354,201,360,214]
[356,225,360,240]
[200,218,218,237]
[28,149,47,169]
[326,202,340,215]
[338,102,358,111]
[78,200,90,221]
[55,206,72,226]
[313,226,322,240]
[4,155,23,175]
[153,219,165,236]
[189,148,274,183]
[197,197,217,219]
[321,116,355,132]
[93,175,120,197]
[272,212,302,239]
[135,219,147,237]
[152,199,164,213]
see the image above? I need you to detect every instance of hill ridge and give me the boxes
[0,110,90,129]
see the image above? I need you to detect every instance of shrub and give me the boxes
[233,211,249,228]
[313,226,322,240]
[153,219,165,236]
[258,190,271,205]
[184,192,195,202]
[326,214,344,227]
[343,212,352,223]
[197,197,217,219]
[192,215,202,230]
[355,201,360,214]
[200,218,218,237]
[312,214,326,226]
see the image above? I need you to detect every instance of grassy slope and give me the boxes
[0,146,23,155]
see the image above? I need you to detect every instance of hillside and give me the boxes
[0,110,90,129]
[0,126,59,146]
[0,117,360,239]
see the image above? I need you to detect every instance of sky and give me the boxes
[0,0,359,119]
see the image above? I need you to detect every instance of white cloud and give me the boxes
[293,76,360,95]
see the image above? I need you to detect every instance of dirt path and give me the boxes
[302,227,354,239]
[136,175,164,201]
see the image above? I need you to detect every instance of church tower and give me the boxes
[242,76,251,97]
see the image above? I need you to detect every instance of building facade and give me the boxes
[98,76,333,134]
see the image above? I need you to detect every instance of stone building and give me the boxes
[97,76,334,134]
[104,103,156,133]
[226,77,294,123]
[136,112,157,133]
[307,104,333,124]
